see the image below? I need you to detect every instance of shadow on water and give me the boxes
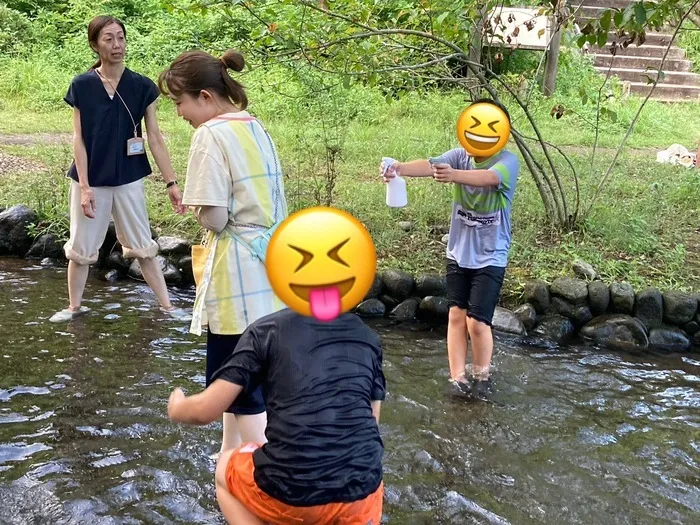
[0,258,698,524]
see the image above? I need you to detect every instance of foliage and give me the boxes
[0,3,35,55]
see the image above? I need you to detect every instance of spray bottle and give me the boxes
[382,157,408,208]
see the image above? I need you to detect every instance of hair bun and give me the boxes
[221,50,245,72]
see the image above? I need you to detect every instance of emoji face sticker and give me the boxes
[456,101,511,157]
[266,207,377,322]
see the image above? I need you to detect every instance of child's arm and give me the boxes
[371,400,382,424]
[168,379,242,425]
[433,163,500,187]
[380,159,433,181]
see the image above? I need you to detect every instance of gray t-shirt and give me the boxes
[431,148,519,269]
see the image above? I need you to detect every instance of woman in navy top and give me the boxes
[49,15,191,323]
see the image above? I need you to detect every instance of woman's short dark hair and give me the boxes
[158,49,248,110]
[88,15,126,70]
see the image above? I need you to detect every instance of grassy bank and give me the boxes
[2,77,699,305]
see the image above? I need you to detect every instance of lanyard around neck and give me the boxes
[96,68,138,138]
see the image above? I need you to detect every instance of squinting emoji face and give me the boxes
[266,207,377,322]
[456,101,510,157]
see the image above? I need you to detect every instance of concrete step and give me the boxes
[628,81,700,101]
[607,31,677,47]
[592,53,693,72]
[594,66,700,86]
[581,0,634,8]
[591,43,685,59]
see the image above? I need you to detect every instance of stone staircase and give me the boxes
[572,0,700,101]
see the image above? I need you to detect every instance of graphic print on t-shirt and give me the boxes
[455,204,501,228]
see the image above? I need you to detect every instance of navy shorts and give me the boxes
[445,258,506,326]
[206,329,266,415]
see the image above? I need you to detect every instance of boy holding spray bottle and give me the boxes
[381,98,519,400]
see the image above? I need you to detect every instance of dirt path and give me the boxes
[0,132,72,146]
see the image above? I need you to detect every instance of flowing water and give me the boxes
[0,258,698,525]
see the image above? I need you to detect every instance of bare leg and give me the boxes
[137,256,173,309]
[235,413,268,446]
[221,413,242,453]
[447,306,469,380]
[466,317,493,380]
[215,450,265,525]
[67,261,90,310]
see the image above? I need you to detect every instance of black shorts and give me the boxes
[445,258,506,326]
[206,329,266,415]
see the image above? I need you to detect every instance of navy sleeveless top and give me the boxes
[64,68,160,187]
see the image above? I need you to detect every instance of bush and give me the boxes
[0,4,34,55]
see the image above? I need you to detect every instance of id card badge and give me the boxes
[127,137,145,156]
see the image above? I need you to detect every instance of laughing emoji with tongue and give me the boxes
[456,99,511,158]
[266,207,377,322]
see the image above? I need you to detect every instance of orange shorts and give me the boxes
[225,443,384,525]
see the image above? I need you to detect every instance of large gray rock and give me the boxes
[379,294,400,312]
[531,314,575,343]
[514,303,537,330]
[415,273,447,298]
[0,205,37,256]
[551,277,589,305]
[177,255,194,286]
[98,221,118,265]
[523,280,550,313]
[662,291,697,326]
[552,296,573,318]
[634,287,663,330]
[572,305,593,327]
[693,331,700,347]
[25,234,64,260]
[161,257,182,285]
[363,275,384,300]
[588,281,610,316]
[355,298,386,318]
[418,296,450,323]
[610,282,635,314]
[683,320,699,336]
[391,297,421,322]
[106,252,131,274]
[572,259,597,280]
[128,256,181,284]
[492,307,526,335]
[156,236,191,256]
[649,326,690,351]
[128,259,144,280]
[580,314,648,349]
[381,269,415,302]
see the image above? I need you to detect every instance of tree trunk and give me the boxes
[467,6,487,99]
[543,1,565,96]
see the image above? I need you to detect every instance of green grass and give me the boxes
[2,83,699,304]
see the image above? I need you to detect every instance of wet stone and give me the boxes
[492,307,526,335]
[610,282,635,314]
[649,326,690,351]
[634,287,663,330]
[588,281,610,316]
[523,279,550,313]
[355,299,385,318]
[415,273,447,298]
[391,298,421,322]
[514,303,537,330]
[381,269,415,302]
[531,314,575,343]
[417,296,450,323]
